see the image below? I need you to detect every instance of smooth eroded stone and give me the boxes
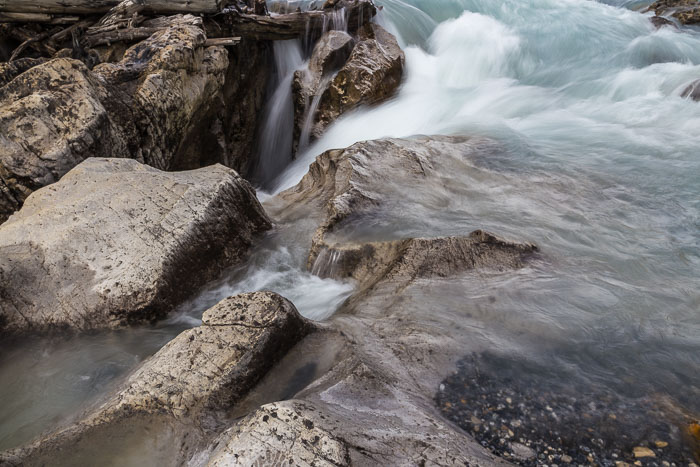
[310,231,538,290]
[0,158,271,335]
[1,292,312,465]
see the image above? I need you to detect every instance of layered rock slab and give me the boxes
[206,359,512,466]
[0,14,271,222]
[0,292,312,465]
[311,230,538,292]
[0,158,271,335]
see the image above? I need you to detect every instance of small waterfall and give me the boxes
[252,39,304,186]
[298,74,334,151]
[310,247,344,279]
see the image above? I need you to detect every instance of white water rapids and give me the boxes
[1,0,699,459]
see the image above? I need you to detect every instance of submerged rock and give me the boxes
[1,292,312,465]
[682,79,700,101]
[0,158,270,336]
[293,24,404,150]
[0,14,270,222]
[274,135,514,267]
[646,0,700,25]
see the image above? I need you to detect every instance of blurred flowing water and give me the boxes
[2,0,700,458]
[267,0,700,418]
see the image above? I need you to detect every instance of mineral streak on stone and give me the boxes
[0,158,271,336]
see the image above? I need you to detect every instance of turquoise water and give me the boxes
[2,0,699,457]
[271,0,700,413]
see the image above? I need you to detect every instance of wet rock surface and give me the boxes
[682,79,700,101]
[293,23,404,150]
[437,354,700,466]
[311,231,538,292]
[646,0,700,25]
[0,158,270,335]
[259,135,542,466]
[0,14,271,222]
[206,356,510,466]
[1,292,312,465]
[273,135,497,266]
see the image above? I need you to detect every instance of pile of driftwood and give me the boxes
[0,0,376,63]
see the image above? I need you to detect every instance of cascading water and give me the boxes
[251,40,304,185]
[262,0,700,450]
[3,0,700,462]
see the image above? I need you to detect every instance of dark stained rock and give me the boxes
[0,58,46,87]
[649,15,677,28]
[682,79,700,101]
[0,158,271,336]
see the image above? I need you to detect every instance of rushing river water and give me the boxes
[1,0,699,461]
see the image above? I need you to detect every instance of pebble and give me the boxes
[633,447,656,458]
[435,356,697,467]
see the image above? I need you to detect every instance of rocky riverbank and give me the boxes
[1,0,699,465]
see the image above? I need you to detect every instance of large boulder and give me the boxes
[0,14,271,222]
[0,158,271,336]
[0,58,129,222]
[1,292,313,465]
[293,24,404,151]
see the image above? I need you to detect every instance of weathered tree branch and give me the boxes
[0,12,81,23]
[0,0,231,16]
[208,0,376,40]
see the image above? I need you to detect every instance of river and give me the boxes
[1,0,699,462]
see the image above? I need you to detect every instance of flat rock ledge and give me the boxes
[205,357,511,466]
[0,157,271,336]
[0,292,313,466]
[310,230,538,292]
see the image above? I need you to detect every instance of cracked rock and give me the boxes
[0,158,271,336]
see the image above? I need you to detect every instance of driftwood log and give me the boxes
[1,0,377,62]
[0,0,231,15]
[208,0,377,40]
